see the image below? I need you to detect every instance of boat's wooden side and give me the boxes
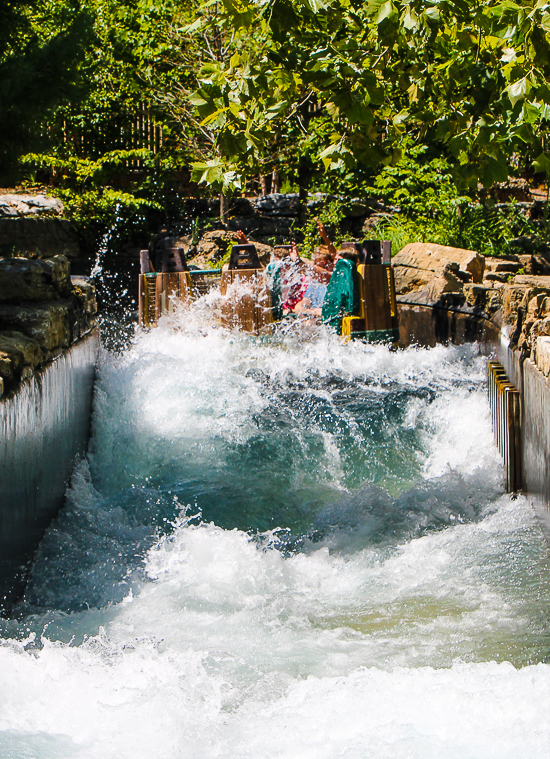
[220,269,273,334]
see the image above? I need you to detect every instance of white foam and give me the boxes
[1,500,549,758]
[2,328,549,758]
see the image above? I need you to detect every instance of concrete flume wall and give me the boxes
[0,330,98,611]
[398,300,550,543]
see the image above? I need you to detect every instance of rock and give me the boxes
[424,269,464,302]
[0,300,73,350]
[484,257,520,273]
[0,201,18,217]
[0,219,80,260]
[0,351,14,382]
[501,283,531,325]
[526,293,550,321]
[197,230,240,261]
[253,194,300,216]
[393,266,433,295]
[0,255,71,304]
[463,284,501,313]
[392,242,485,283]
[531,316,550,341]
[362,213,390,235]
[192,231,273,268]
[252,242,273,266]
[71,276,98,316]
[484,272,511,283]
[527,254,550,276]
[0,194,64,217]
[513,274,550,289]
[0,330,43,386]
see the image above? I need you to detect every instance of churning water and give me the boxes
[1,302,550,758]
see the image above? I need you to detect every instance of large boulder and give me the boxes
[425,267,464,302]
[0,330,43,386]
[0,194,63,217]
[393,242,485,283]
[0,255,72,303]
[393,265,433,295]
[0,218,80,259]
[0,300,73,350]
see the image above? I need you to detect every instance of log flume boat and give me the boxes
[138,240,399,342]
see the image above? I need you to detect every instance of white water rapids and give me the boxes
[1,307,549,758]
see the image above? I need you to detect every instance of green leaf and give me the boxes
[188,92,208,107]
[377,0,397,23]
[507,77,531,106]
[182,17,204,33]
[200,107,229,126]
[533,152,550,174]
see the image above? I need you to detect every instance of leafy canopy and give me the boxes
[185,0,550,192]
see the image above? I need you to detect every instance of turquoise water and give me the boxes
[1,309,550,758]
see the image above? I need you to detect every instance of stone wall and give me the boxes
[392,241,550,543]
[0,194,80,262]
[0,256,97,397]
[393,242,550,362]
[0,252,99,611]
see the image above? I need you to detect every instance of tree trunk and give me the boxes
[260,175,269,196]
[298,158,311,229]
[220,193,228,223]
[271,167,280,194]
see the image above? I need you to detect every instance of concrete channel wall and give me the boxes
[398,301,550,543]
[496,335,550,540]
[0,329,99,611]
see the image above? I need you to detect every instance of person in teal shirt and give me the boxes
[321,249,360,333]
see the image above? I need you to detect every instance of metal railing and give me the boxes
[487,361,522,493]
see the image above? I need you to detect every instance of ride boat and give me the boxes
[138,239,399,342]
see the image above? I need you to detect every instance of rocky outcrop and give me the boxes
[0,194,64,217]
[156,229,275,269]
[393,242,485,287]
[394,241,550,367]
[0,218,80,260]
[0,192,80,263]
[0,256,96,396]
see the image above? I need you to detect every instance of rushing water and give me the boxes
[1,302,550,758]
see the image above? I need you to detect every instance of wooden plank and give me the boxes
[178,272,192,303]
[220,270,261,333]
[138,274,145,325]
[155,273,165,320]
[363,265,393,332]
[164,273,178,313]
[256,279,273,332]
[237,293,256,332]
[140,250,151,274]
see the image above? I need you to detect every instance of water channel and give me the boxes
[1,294,550,758]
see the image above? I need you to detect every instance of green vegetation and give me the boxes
[2,0,550,253]
[368,142,541,256]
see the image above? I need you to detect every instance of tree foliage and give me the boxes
[185,0,550,193]
[0,0,93,180]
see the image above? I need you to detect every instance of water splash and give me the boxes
[1,321,550,759]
